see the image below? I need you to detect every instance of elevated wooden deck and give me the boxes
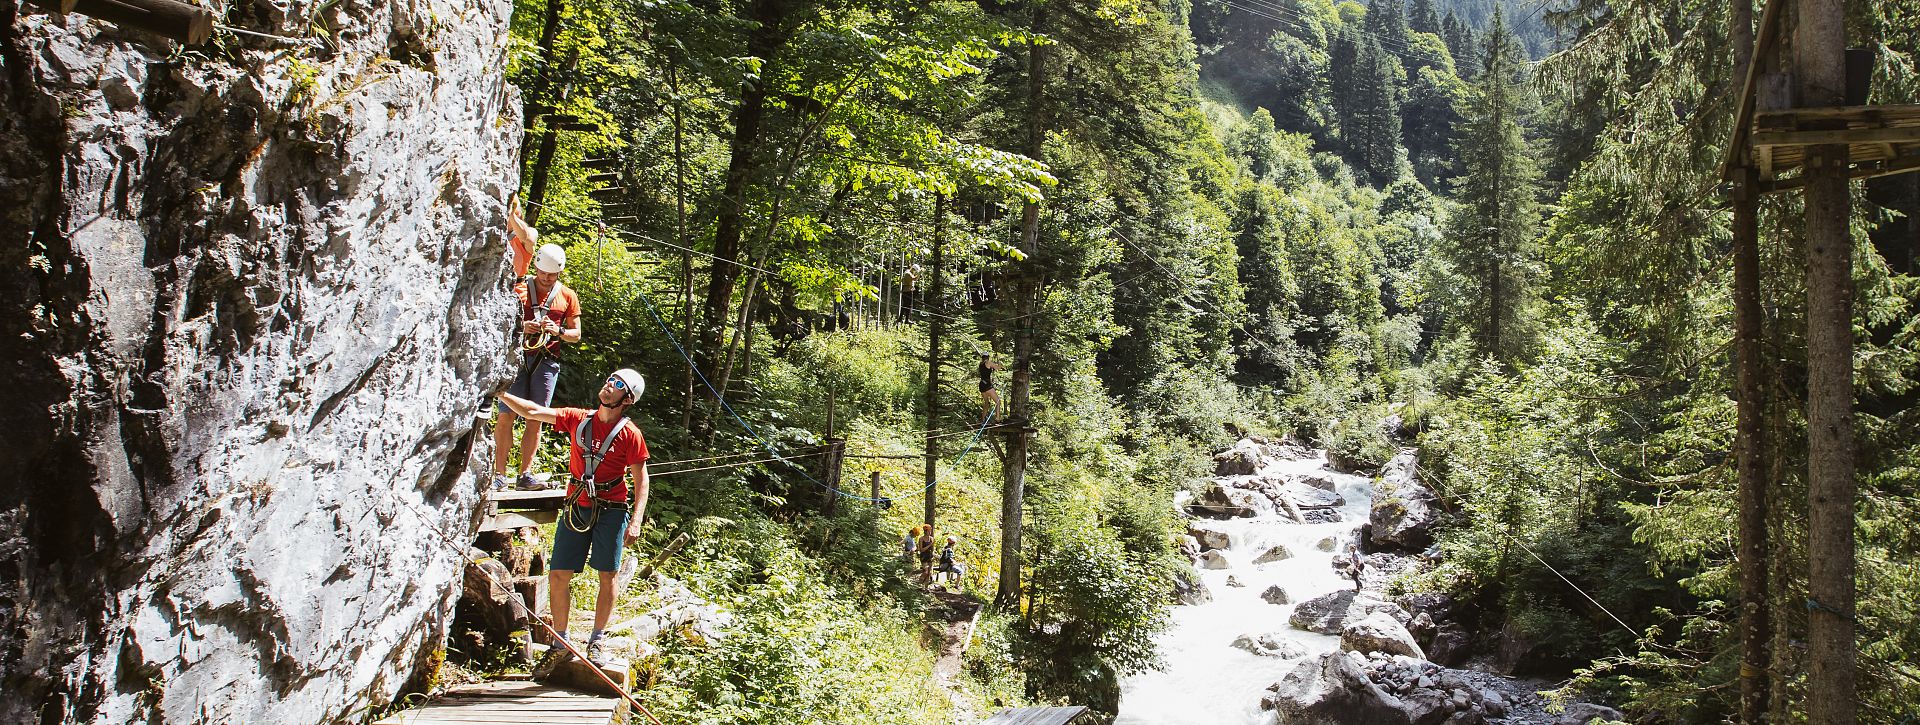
[479,488,567,532]
[981,705,1092,725]
[374,680,625,725]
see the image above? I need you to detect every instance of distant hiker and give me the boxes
[902,526,920,561]
[936,535,964,585]
[506,193,540,277]
[978,353,1004,423]
[1344,545,1366,592]
[493,241,581,490]
[917,526,936,583]
[897,263,922,322]
[497,368,649,672]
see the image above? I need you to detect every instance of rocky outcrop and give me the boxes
[1368,449,1439,551]
[1232,632,1309,659]
[1199,549,1232,569]
[1290,590,1410,635]
[1213,440,1265,476]
[0,1,520,722]
[1193,473,1345,520]
[1254,544,1293,564]
[1173,568,1213,605]
[1262,652,1412,725]
[1340,613,1425,660]
[1188,521,1233,550]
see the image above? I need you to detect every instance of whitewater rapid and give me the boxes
[1116,451,1376,725]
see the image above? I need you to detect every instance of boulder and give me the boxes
[1214,440,1266,476]
[1198,550,1233,570]
[1226,575,1246,588]
[1262,652,1414,724]
[1193,480,1276,518]
[1328,448,1383,475]
[1290,591,1411,634]
[1262,586,1293,605]
[1188,522,1234,550]
[1368,449,1440,552]
[1232,632,1310,659]
[1317,537,1341,552]
[1555,703,1626,725]
[1340,613,1426,660]
[1279,480,1347,510]
[1427,624,1472,667]
[1254,545,1294,564]
[1172,568,1213,606]
[1292,472,1340,491]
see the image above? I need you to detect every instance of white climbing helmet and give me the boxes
[608,368,645,402]
[534,243,567,273]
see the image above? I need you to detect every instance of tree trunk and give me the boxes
[698,0,788,435]
[1796,0,1856,720]
[523,50,578,225]
[996,31,1048,611]
[1729,0,1770,718]
[925,195,946,532]
[671,62,696,431]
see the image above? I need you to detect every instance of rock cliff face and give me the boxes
[0,0,520,720]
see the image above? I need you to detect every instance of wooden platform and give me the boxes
[981,706,1091,725]
[373,680,625,725]
[479,489,567,532]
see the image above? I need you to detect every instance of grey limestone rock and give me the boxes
[1340,612,1426,660]
[1,2,522,722]
[1368,449,1440,552]
[1232,632,1309,659]
[1289,590,1411,635]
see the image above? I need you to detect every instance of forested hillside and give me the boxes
[489,0,1919,720]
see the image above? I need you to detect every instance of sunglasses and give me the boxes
[606,377,630,390]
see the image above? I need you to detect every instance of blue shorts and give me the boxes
[497,354,561,413]
[550,504,630,573]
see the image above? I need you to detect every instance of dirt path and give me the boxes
[926,589,985,719]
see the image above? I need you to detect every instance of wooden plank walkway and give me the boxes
[373,680,626,725]
[981,705,1091,725]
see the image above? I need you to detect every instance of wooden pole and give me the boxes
[996,30,1047,611]
[823,438,846,517]
[1795,0,1856,719]
[871,471,882,506]
[924,194,946,533]
[30,0,215,45]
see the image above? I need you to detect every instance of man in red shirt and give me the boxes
[492,238,583,490]
[495,368,649,668]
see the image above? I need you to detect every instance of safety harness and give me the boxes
[521,277,565,353]
[562,414,634,533]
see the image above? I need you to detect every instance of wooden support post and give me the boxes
[1728,0,1770,719]
[924,194,946,533]
[29,0,215,45]
[822,437,846,516]
[637,532,690,580]
[871,471,882,505]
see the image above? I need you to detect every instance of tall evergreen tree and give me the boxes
[1328,27,1363,146]
[1442,10,1537,361]
[1363,0,1408,45]
[1442,12,1477,78]
[1409,0,1440,35]
[1348,38,1405,185]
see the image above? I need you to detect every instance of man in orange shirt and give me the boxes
[496,368,649,668]
[493,233,582,490]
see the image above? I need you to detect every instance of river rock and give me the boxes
[1226,575,1246,588]
[1232,632,1309,659]
[1188,522,1234,550]
[1262,585,1292,605]
[1173,568,1213,605]
[1328,448,1382,475]
[1317,536,1340,552]
[1292,472,1339,491]
[1254,545,1294,564]
[1199,550,1233,570]
[1368,449,1440,551]
[0,4,523,723]
[1554,703,1626,725]
[1262,652,1413,724]
[1340,613,1426,660]
[1290,591,1411,634]
[1194,480,1277,518]
[1214,440,1266,476]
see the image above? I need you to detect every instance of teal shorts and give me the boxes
[551,504,629,573]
